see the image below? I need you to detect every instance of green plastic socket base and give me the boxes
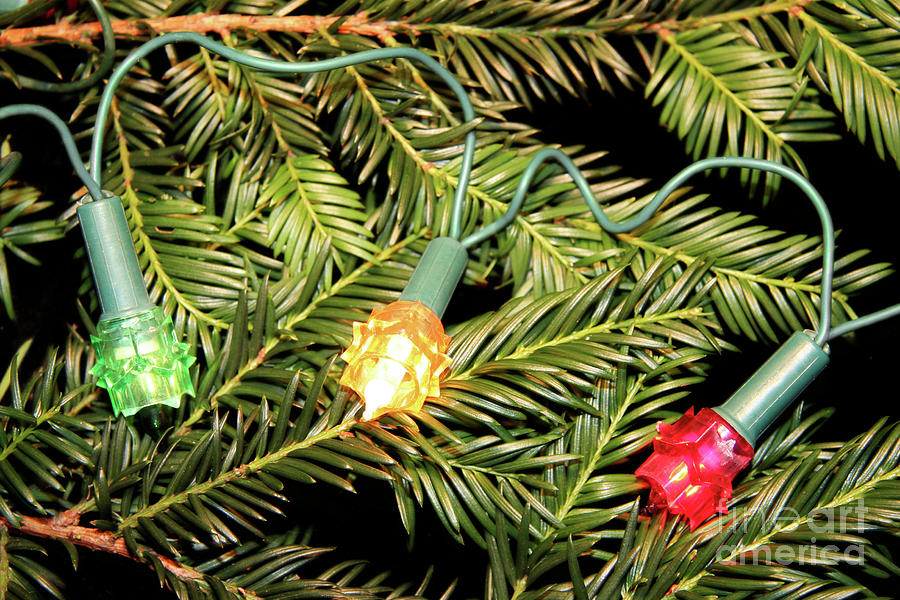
[715,330,830,447]
[90,306,196,417]
[77,193,154,320]
[399,237,468,318]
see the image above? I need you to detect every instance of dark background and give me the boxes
[2,45,899,600]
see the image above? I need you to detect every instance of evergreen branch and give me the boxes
[450,307,705,382]
[0,387,85,466]
[0,0,800,48]
[555,188,890,343]
[0,350,95,516]
[378,424,572,544]
[383,36,459,124]
[260,155,381,272]
[402,1,815,38]
[624,0,816,34]
[116,421,356,534]
[201,53,376,271]
[307,28,479,225]
[506,372,652,600]
[644,25,838,199]
[0,514,237,594]
[0,1,813,49]
[236,64,305,160]
[437,266,725,437]
[790,4,900,165]
[617,233,846,301]
[328,44,434,175]
[0,185,66,319]
[659,30,789,155]
[547,374,648,522]
[179,232,423,430]
[110,99,228,330]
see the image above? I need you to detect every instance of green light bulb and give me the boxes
[77,194,196,417]
[90,307,195,417]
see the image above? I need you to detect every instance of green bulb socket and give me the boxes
[77,193,153,320]
[399,237,468,318]
[715,330,830,447]
[90,306,196,417]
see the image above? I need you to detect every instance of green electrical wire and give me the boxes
[89,32,476,238]
[0,104,103,200]
[827,305,900,340]
[463,151,835,346]
[84,33,900,343]
[6,0,115,93]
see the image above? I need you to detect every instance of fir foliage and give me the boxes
[1,0,899,598]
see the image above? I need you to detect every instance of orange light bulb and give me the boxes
[340,301,452,420]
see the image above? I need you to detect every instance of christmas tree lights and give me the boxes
[3,34,484,422]
[341,237,467,419]
[340,301,451,420]
[4,32,900,459]
[636,298,831,529]
[474,152,841,529]
[0,105,195,418]
[625,159,836,529]
[635,407,753,529]
[77,193,195,417]
[8,5,900,596]
[75,32,486,421]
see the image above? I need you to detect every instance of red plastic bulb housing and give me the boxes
[635,407,753,529]
[340,301,452,420]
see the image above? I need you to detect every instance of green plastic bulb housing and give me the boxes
[90,307,196,417]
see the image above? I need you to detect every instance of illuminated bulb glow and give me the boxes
[91,307,195,417]
[635,407,753,529]
[362,356,409,419]
[340,301,451,420]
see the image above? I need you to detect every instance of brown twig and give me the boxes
[0,13,399,48]
[1,513,205,584]
[0,0,820,49]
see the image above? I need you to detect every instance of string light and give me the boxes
[626,160,836,529]
[340,237,467,419]
[5,33,900,457]
[78,32,481,421]
[340,301,451,420]
[3,34,482,420]
[77,193,195,417]
[635,407,753,529]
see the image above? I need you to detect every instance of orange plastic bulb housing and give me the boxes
[340,301,452,420]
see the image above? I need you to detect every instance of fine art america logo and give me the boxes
[712,499,867,566]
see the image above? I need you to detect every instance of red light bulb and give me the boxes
[635,407,753,529]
